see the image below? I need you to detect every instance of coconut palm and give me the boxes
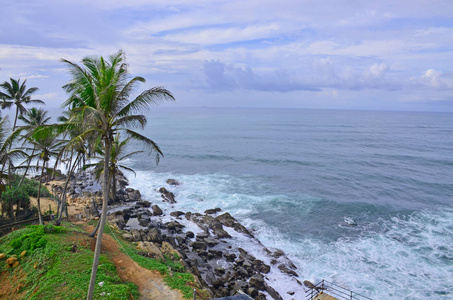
[28,126,65,225]
[0,117,27,218]
[17,108,51,188]
[0,78,44,131]
[55,110,91,224]
[61,50,174,300]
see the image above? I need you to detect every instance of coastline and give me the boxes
[52,172,305,299]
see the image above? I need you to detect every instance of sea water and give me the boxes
[94,107,453,298]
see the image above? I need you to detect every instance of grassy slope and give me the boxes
[0,223,205,299]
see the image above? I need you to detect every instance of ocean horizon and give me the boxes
[116,107,452,299]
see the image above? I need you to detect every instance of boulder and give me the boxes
[278,264,298,277]
[136,241,164,260]
[204,208,221,214]
[265,283,283,300]
[136,201,151,208]
[159,187,176,203]
[166,179,180,186]
[122,233,133,241]
[151,205,163,216]
[130,229,142,242]
[185,231,195,239]
[190,241,208,250]
[224,252,237,262]
[170,211,185,218]
[147,228,163,243]
[6,257,17,267]
[249,274,265,290]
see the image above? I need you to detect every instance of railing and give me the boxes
[306,279,372,300]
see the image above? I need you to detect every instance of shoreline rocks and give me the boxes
[64,173,303,299]
[105,179,303,300]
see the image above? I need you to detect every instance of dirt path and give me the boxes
[85,226,183,300]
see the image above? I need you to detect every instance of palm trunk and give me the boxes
[37,161,45,225]
[87,137,111,300]
[58,153,80,223]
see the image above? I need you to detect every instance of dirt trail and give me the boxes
[85,225,183,300]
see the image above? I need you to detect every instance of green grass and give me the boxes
[0,223,139,300]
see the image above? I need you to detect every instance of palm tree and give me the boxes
[0,78,44,131]
[17,108,51,188]
[61,50,174,300]
[0,117,27,218]
[28,126,65,225]
[55,110,90,224]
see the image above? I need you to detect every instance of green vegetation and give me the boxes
[0,224,139,300]
[9,174,51,198]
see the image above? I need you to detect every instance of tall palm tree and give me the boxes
[55,110,90,224]
[0,78,44,131]
[61,50,174,300]
[28,126,65,225]
[18,108,51,187]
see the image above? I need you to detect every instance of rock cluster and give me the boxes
[106,180,303,299]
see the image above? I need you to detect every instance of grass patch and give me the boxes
[0,224,139,300]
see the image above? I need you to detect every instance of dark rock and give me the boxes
[204,208,221,214]
[212,278,224,289]
[224,252,237,262]
[231,280,247,295]
[147,228,163,243]
[215,266,225,275]
[185,231,195,238]
[159,187,176,203]
[278,264,298,277]
[167,221,184,231]
[272,249,285,258]
[170,211,185,217]
[196,232,210,240]
[249,274,265,290]
[151,205,163,216]
[254,260,271,274]
[247,287,258,298]
[208,249,223,258]
[166,178,180,186]
[130,229,142,242]
[215,212,237,227]
[265,283,283,300]
[136,200,151,208]
[191,241,208,250]
[204,237,220,247]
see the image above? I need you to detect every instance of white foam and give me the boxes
[127,170,453,299]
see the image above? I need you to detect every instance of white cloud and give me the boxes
[418,69,453,89]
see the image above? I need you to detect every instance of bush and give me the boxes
[1,187,29,205]
[7,175,51,198]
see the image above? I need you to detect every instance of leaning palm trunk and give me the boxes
[58,152,81,223]
[87,138,111,300]
[89,163,112,237]
[36,161,45,225]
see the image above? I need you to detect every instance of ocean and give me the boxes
[119,107,453,299]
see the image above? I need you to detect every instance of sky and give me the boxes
[1,0,453,112]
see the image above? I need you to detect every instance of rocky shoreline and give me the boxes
[67,173,305,299]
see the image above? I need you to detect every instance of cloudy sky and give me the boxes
[1,0,453,111]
